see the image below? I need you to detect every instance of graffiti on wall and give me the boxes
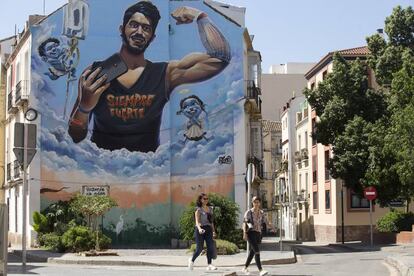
[31,0,243,246]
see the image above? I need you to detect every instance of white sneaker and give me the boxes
[241,267,250,275]
[259,270,269,276]
[188,257,194,270]
[206,264,217,270]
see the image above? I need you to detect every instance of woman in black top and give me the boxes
[188,193,217,271]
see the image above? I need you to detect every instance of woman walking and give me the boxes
[242,196,272,276]
[188,193,217,271]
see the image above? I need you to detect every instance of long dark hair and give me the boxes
[196,193,208,207]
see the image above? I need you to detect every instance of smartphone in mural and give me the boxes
[90,53,128,84]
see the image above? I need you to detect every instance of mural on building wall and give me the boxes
[30,0,243,246]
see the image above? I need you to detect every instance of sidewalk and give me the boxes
[325,241,414,276]
[9,237,296,268]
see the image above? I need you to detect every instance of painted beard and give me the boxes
[121,31,151,55]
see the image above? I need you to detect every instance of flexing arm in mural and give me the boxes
[68,1,231,152]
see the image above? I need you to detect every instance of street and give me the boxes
[6,245,399,276]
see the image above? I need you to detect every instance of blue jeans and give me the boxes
[191,225,214,264]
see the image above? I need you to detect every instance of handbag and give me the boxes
[212,239,218,259]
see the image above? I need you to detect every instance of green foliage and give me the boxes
[38,232,65,252]
[70,194,117,250]
[61,225,94,252]
[377,210,414,233]
[364,6,414,204]
[188,239,240,255]
[33,211,51,234]
[42,200,84,234]
[179,193,240,243]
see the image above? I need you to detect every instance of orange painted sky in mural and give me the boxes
[40,166,234,208]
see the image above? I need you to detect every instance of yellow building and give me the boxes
[0,36,16,204]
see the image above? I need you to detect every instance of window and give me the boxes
[312,118,317,146]
[313,191,318,210]
[325,190,331,210]
[305,173,308,193]
[322,70,328,80]
[298,135,301,151]
[311,82,315,90]
[298,174,302,192]
[312,156,317,183]
[325,150,330,181]
[305,131,308,149]
[279,139,282,149]
[351,193,370,208]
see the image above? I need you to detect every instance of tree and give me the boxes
[70,194,117,251]
[304,54,386,194]
[365,6,414,205]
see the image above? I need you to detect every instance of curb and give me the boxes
[47,253,297,267]
[10,250,49,262]
[385,255,414,276]
[11,249,297,268]
[327,243,365,252]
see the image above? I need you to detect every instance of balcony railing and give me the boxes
[13,160,21,179]
[248,156,264,179]
[7,163,11,181]
[301,148,309,160]
[294,151,302,162]
[246,80,262,113]
[15,80,29,104]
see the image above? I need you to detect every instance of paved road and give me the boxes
[6,245,398,276]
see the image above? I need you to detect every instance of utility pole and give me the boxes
[341,182,345,244]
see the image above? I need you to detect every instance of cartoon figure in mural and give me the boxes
[68,0,231,152]
[176,95,213,145]
[38,38,77,81]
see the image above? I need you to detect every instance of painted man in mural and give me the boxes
[68,1,231,152]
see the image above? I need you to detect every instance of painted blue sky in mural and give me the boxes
[31,0,243,184]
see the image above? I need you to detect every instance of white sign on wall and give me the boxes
[82,186,109,196]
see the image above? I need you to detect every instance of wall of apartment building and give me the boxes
[307,60,412,243]
[295,103,312,241]
[5,35,41,247]
[261,74,308,121]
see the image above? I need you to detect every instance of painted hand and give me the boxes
[171,7,204,25]
[79,67,110,112]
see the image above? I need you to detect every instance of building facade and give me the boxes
[305,46,408,243]
[261,119,281,225]
[4,0,263,247]
[261,62,314,121]
[0,36,16,205]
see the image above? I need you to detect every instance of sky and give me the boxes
[0,0,412,72]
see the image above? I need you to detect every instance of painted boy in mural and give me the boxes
[68,1,231,152]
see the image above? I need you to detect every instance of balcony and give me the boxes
[246,80,262,115]
[15,80,29,105]
[294,151,302,163]
[248,156,264,180]
[7,163,11,181]
[7,91,18,114]
[13,160,21,180]
[301,148,309,160]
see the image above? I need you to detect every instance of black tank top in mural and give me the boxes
[91,60,169,152]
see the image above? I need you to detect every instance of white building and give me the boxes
[277,95,305,240]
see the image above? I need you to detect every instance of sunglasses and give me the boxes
[203,198,209,200]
